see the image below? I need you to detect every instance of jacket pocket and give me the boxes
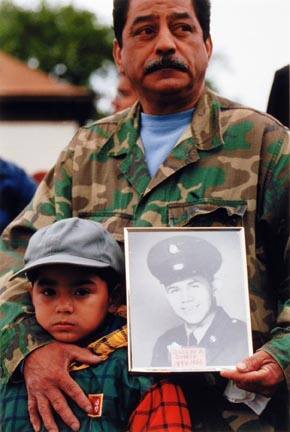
[168,199,247,227]
[78,211,132,242]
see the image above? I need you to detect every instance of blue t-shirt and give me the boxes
[140,108,194,177]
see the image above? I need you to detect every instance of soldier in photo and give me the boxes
[0,0,289,430]
[147,235,249,368]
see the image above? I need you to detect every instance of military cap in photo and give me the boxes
[13,217,124,278]
[147,235,222,286]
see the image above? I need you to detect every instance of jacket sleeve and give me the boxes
[258,128,290,375]
[0,140,75,384]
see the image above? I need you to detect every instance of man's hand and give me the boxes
[24,342,101,432]
[220,350,284,396]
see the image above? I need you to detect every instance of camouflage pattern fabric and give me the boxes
[0,88,289,430]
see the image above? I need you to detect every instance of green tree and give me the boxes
[0,0,114,87]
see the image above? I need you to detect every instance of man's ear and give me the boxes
[113,39,125,74]
[205,36,213,60]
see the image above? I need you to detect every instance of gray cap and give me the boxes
[147,235,222,286]
[13,217,124,278]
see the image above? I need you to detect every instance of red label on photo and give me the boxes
[88,393,103,418]
[170,347,206,368]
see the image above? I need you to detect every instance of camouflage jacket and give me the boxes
[0,88,289,390]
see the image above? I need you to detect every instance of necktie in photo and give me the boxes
[188,332,197,346]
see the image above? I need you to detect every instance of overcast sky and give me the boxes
[13,0,290,112]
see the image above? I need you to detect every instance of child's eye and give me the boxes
[74,288,90,297]
[42,288,56,297]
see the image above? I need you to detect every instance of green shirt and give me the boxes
[1,314,154,431]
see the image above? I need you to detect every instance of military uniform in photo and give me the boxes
[147,236,249,368]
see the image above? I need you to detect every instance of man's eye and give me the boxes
[167,287,179,295]
[174,23,193,34]
[188,283,199,289]
[133,26,156,38]
[74,288,90,297]
[142,27,154,35]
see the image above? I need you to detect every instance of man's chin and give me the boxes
[144,74,190,93]
[149,84,191,99]
[182,315,206,326]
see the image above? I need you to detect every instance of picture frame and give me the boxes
[124,227,253,373]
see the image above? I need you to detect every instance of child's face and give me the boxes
[30,264,111,343]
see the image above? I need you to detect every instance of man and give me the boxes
[112,73,138,112]
[0,0,289,431]
[267,65,290,128]
[147,235,249,368]
[0,158,36,233]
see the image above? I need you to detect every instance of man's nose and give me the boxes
[155,27,176,56]
[55,297,74,313]
[180,287,191,302]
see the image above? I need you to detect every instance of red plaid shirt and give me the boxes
[129,380,192,431]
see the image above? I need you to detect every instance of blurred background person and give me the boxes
[267,65,289,128]
[112,73,138,112]
[0,158,36,234]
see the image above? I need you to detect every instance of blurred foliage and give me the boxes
[0,0,114,87]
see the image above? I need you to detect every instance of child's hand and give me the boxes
[24,342,101,432]
[220,350,284,397]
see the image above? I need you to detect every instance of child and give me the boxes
[1,218,191,431]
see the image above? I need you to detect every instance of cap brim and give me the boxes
[11,254,112,280]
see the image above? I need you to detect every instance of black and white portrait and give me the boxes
[125,227,253,372]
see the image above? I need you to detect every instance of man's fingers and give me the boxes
[236,355,262,372]
[59,375,93,414]
[23,343,99,430]
[238,368,268,384]
[69,346,101,365]
[35,394,59,432]
[46,387,80,431]
[27,395,41,432]
[220,369,240,380]
[221,368,267,383]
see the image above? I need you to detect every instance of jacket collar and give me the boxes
[109,88,224,156]
[107,88,225,195]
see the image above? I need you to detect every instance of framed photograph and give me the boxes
[124,227,253,373]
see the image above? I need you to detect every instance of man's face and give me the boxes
[112,74,138,112]
[113,0,212,113]
[165,275,213,326]
[30,265,110,343]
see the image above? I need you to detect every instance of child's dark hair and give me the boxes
[95,267,126,306]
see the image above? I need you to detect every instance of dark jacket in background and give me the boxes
[0,159,36,233]
[267,65,290,127]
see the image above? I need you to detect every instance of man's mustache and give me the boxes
[144,57,189,75]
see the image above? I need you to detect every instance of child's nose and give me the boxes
[55,297,74,313]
